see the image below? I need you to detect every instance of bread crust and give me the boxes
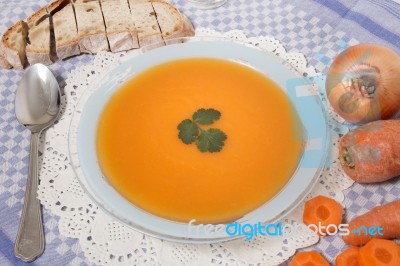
[0,43,12,69]
[27,6,48,28]
[1,20,28,70]
[182,14,195,37]
[0,54,12,69]
[78,33,109,54]
[107,32,138,52]
[138,33,164,47]
[47,0,70,12]
[26,52,53,65]
[152,1,194,44]
[56,41,80,60]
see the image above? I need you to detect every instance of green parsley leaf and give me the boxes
[196,128,227,153]
[192,108,221,125]
[177,119,199,144]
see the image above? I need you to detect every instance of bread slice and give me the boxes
[152,1,194,44]
[100,0,139,52]
[48,0,81,60]
[0,55,12,69]
[0,20,29,69]
[26,7,53,65]
[128,1,164,47]
[0,44,12,69]
[73,0,109,53]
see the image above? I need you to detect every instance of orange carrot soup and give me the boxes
[96,58,303,224]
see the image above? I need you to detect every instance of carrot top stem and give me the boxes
[342,148,355,169]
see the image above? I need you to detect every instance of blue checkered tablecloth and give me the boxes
[1,0,399,265]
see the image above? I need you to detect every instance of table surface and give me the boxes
[1,0,399,265]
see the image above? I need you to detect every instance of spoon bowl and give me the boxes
[15,64,60,132]
[14,63,61,262]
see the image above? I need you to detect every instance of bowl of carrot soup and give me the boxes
[69,38,330,243]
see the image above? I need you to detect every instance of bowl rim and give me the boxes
[68,36,331,243]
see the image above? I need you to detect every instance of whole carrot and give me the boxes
[343,200,400,246]
[339,120,400,183]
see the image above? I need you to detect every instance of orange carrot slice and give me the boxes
[358,239,400,266]
[303,195,343,235]
[336,246,360,266]
[289,251,329,266]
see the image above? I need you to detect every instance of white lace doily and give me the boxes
[37,28,353,266]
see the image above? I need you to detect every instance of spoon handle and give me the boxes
[14,132,45,262]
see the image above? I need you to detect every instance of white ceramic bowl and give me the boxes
[69,37,330,243]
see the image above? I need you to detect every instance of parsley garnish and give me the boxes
[177,119,199,144]
[177,108,227,153]
[196,128,227,152]
[192,108,221,125]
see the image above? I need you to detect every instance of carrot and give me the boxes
[343,200,400,246]
[339,120,400,183]
[303,195,343,235]
[358,239,400,266]
[336,246,360,266]
[289,251,329,266]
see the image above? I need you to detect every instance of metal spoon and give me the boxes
[14,64,61,262]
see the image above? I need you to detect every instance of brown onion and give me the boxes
[326,44,400,124]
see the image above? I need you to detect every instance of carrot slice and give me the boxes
[358,239,400,266]
[336,246,360,266]
[303,195,343,235]
[289,251,329,266]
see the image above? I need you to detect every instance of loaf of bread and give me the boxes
[0,0,195,69]
[48,0,81,60]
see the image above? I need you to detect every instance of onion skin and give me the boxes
[326,44,400,124]
[339,120,400,183]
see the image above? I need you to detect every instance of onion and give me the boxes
[326,44,400,124]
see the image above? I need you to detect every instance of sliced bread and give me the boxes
[0,55,12,69]
[128,1,164,47]
[100,0,139,52]
[0,20,29,70]
[48,0,81,60]
[0,45,12,69]
[152,1,194,44]
[26,7,53,65]
[73,0,109,54]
